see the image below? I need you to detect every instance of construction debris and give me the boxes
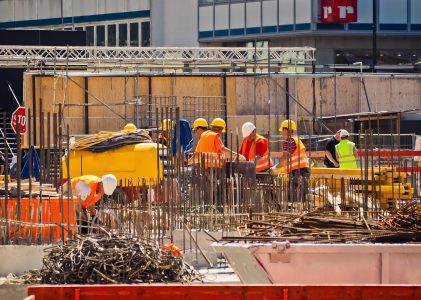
[379,201,421,231]
[19,235,201,284]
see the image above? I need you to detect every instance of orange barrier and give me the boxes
[0,197,75,243]
[28,285,421,300]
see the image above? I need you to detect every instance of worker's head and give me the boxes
[123,123,137,132]
[279,120,297,138]
[101,174,117,195]
[210,118,226,133]
[192,118,208,136]
[335,129,343,141]
[75,181,91,201]
[339,129,350,140]
[242,122,256,140]
[161,119,175,133]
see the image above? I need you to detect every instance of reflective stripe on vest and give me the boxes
[335,140,358,168]
[239,134,273,172]
[71,175,102,208]
[195,131,223,168]
[283,136,309,172]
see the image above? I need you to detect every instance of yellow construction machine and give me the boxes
[62,125,164,187]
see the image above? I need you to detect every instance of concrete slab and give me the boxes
[0,245,49,276]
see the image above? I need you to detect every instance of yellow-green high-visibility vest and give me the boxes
[335,140,358,168]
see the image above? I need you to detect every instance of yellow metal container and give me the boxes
[62,143,164,186]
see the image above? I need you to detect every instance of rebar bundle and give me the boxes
[380,201,421,231]
[228,211,421,243]
[20,235,201,284]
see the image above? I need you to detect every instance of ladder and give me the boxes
[0,113,17,164]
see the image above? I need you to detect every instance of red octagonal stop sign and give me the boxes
[11,106,27,134]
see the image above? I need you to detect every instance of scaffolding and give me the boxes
[0,45,315,70]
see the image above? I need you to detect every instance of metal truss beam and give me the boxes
[0,46,315,69]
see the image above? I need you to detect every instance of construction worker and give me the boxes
[335,130,358,168]
[158,119,175,147]
[62,174,117,233]
[324,129,342,168]
[192,118,208,138]
[272,119,310,176]
[191,118,244,168]
[239,122,273,172]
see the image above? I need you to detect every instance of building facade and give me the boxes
[198,0,421,71]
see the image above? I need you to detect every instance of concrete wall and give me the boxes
[151,0,198,47]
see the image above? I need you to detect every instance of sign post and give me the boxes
[11,106,27,134]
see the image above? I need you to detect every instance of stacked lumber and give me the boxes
[0,179,59,197]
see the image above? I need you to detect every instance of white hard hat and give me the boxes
[101,174,117,195]
[339,129,350,137]
[75,181,91,201]
[242,122,256,138]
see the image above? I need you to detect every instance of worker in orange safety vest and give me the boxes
[271,119,310,177]
[238,122,273,172]
[62,174,117,233]
[189,118,245,168]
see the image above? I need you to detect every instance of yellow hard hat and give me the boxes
[123,123,137,131]
[193,118,208,130]
[279,119,297,132]
[210,118,226,133]
[161,119,175,131]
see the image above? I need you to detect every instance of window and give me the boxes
[96,25,105,46]
[75,27,83,31]
[141,21,150,46]
[199,0,214,5]
[130,23,139,47]
[86,26,94,46]
[108,24,116,46]
[119,23,127,46]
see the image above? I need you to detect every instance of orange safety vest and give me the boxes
[71,175,103,208]
[195,131,223,168]
[283,136,309,172]
[158,134,169,146]
[239,134,273,172]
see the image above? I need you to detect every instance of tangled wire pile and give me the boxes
[380,201,421,231]
[20,235,201,284]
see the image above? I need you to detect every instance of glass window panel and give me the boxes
[86,26,94,46]
[75,26,83,31]
[141,21,150,46]
[130,22,139,47]
[96,25,105,46]
[108,24,116,46]
[119,23,127,46]
[199,0,213,5]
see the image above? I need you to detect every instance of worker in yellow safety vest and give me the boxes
[272,120,310,177]
[335,130,358,168]
[62,174,117,233]
[190,118,245,168]
[238,122,273,172]
[158,119,175,147]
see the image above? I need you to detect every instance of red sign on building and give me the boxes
[320,0,358,23]
[11,106,27,134]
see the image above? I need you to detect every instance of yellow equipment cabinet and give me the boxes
[62,143,164,186]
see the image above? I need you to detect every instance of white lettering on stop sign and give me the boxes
[11,106,27,134]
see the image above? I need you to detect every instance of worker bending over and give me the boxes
[335,130,358,168]
[190,118,245,168]
[239,122,273,172]
[272,120,310,177]
[63,174,117,233]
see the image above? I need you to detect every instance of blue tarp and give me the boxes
[20,145,41,180]
[171,118,193,157]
